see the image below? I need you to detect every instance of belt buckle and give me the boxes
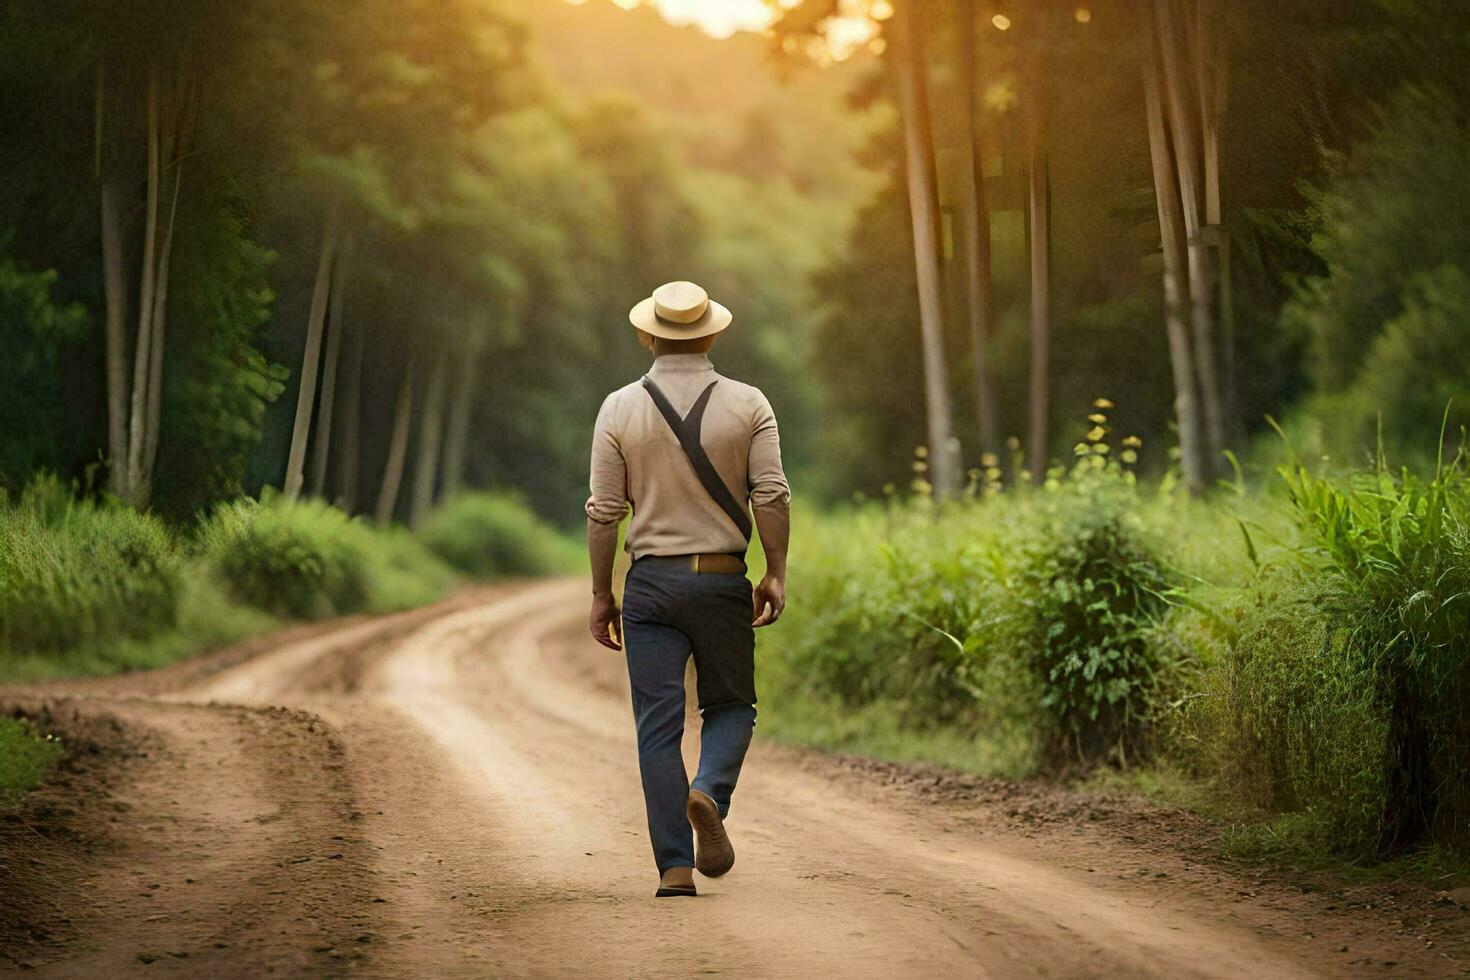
[692,554,702,574]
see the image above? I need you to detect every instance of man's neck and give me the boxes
[650,352,714,374]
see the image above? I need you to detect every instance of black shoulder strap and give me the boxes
[641,376,753,543]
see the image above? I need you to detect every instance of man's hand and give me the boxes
[752,574,785,627]
[589,591,622,650]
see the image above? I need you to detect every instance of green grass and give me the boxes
[0,716,61,809]
[0,479,579,685]
[419,492,582,579]
[761,417,1470,868]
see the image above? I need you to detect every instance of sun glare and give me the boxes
[564,0,877,47]
[598,0,779,38]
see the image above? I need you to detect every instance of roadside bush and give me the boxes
[197,492,457,619]
[1022,504,1173,768]
[1275,444,1470,855]
[0,475,180,658]
[1167,441,1470,860]
[767,408,1180,775]
[419,492,579,579]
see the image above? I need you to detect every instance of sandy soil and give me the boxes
[2,579,1467,977]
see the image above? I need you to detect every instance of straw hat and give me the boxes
[628,281,732,340]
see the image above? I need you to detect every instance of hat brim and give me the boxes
[628,297,732,340]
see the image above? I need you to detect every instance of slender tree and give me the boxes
[953,0,1000,457]
[439,335,481,502]
[99,138,130,497]
[888,0,959,497]
[1026,122,1051,483]
[375,358,415,526]
[1153,0,1227,470]
[282,209,340,500]
[1140,0,1208,494]
[309,239,350,498]
[409,348,449,528]
[335,315,364,513]
[103,60,195,506]
[1194,0,1237,437]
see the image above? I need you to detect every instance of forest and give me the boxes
[4,0,1470,875]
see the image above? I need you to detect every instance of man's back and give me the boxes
[586,352,788,559]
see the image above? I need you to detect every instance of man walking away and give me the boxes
[585,280,790,898]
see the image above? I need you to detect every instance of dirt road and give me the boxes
[3,581,1465,977]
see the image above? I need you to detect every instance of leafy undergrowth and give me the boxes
[761,410,1470,873]
[419,492,582,579]
[0,479,577,683]
[0,716,60,808]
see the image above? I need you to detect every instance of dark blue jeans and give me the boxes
[622,557,757,873]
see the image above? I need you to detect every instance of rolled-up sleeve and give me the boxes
[747,391,790,509]
[586,394,630,525]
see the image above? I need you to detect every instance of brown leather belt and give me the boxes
[640,553,747,575]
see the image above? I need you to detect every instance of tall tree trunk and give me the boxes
[1141,0,1208,495]
[440,340,479,502]
[97,62,132,498]
[409,350,449,529]
[1026,131,1051,484]
[1196,0,1238,439]
[376,359,415,527]
[309,241,350,498]
[1154,0,1227,470]
[889,0,958,498]
[954,0,999,458]
[283,209,340,501]
[141,158,182,480]
[124,67,162,505]
[100,172,130,497]
[336,317,364,514]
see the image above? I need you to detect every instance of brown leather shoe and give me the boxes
[687,789,734,878]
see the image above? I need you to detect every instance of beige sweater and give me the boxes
[585,354,790,558]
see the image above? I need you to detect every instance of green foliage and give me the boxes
[0,253,89,491]
[772,422,1470,860]
[419,492,579,579]
[1022,499,1174,767]
[0,475,180,660]
[1283,87,1470,461]
[766,415,1178,774]
[0,476,500,682]
[0,716,60,809]
[1275,438,1470,855]
[154,202,288,519]
[197,491,457,619]
[1308,265,1470,462]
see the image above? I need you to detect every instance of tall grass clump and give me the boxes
[0,474,181,660]
[1170,425,1470,861]
[1273,428,1470,855]
[419,492,580,579]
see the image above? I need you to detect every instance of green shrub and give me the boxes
[1275,438,1470,855]
[419,492,579,579]
[1022,505,1173,768]
[197,491,457,619]
[766,409,1181,775]
[1176,569,1391,859]
[0,476,180,657]
[763,501,1043,774]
